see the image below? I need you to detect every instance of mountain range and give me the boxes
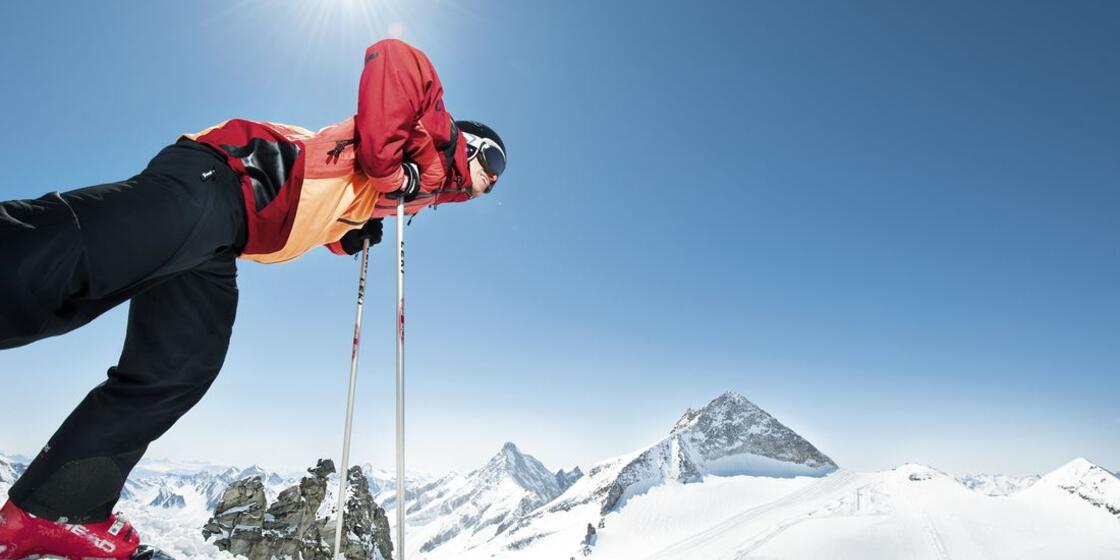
[1,391,1118,559]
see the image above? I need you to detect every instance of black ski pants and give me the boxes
[0,139,247,523]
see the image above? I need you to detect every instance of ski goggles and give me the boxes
[464,134,506,192]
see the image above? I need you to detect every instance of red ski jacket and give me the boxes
[181,39,474,264]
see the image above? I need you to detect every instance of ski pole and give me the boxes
[334,237,371,559]
[395,197,407,559]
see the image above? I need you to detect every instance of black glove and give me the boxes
[386,162,421,201]
[338,219,384,255]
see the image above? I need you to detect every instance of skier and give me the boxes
[0,38,506,559]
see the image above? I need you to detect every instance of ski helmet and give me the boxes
[456,120,506,184]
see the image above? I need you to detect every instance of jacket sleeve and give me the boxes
[356,39,451,194]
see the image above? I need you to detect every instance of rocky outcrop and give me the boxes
[202,459,393,560]
[201,476,272,557]
[331,465,394,560]
[580,522,597,555]
[556,467,584,493]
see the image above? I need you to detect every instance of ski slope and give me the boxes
[443,462,1120,560]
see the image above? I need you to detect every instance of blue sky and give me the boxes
[0,1,1117,477]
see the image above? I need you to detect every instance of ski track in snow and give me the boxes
[646,470,968,560]
[648,470,862,559]
[730,483,892,559]
[921,512,952,560]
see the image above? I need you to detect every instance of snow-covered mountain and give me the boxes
[0,454,26,502]
[3,391,1119,560]
[955,472,1040,496]
[229,464,287,487]
[118,462,296,514]
[670,391,836,474]
[386,391,836,558]
[537,391,837,520]
[1024,457,1120,518]
[433,460,1120,559]
[393,442,572,556]
[365,463,439,507]
[0,455,24,487]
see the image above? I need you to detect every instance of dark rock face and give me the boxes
[556,467,584,493]
[582,522,597,545]
[201,476,270,556]
[202,459,394,560]
[333,465,394,560]
[148,487,187,509]
[579,522,597,556]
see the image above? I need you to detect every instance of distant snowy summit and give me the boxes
[384,390,839,558]
[0,455,25,486]
[671,391,837,475]
[956,472,1040,496]
[600,391,837,512]
[508,390,838,531]
[120,462,295,510]
[1027,457,1120,518]
[389,441,580,555]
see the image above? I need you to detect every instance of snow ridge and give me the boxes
[401,442,568,555]
[0,455,25,486]
[1035,457,1120,517]
[0,454,26,500]
[955,472,1039,496]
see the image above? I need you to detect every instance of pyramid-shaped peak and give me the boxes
[716,390,748,403]
[706,390,761,410]
[1058,457,1097,471]
[1035,457,1120,519]
[672,390,766,434]
[238,464,266,475]
[483,442,533,473]
[217,466,241,480]
[1042,457,1114,484]
[473,442,562,501]
[667,391,837,471]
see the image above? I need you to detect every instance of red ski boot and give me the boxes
[0,498,141,559]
